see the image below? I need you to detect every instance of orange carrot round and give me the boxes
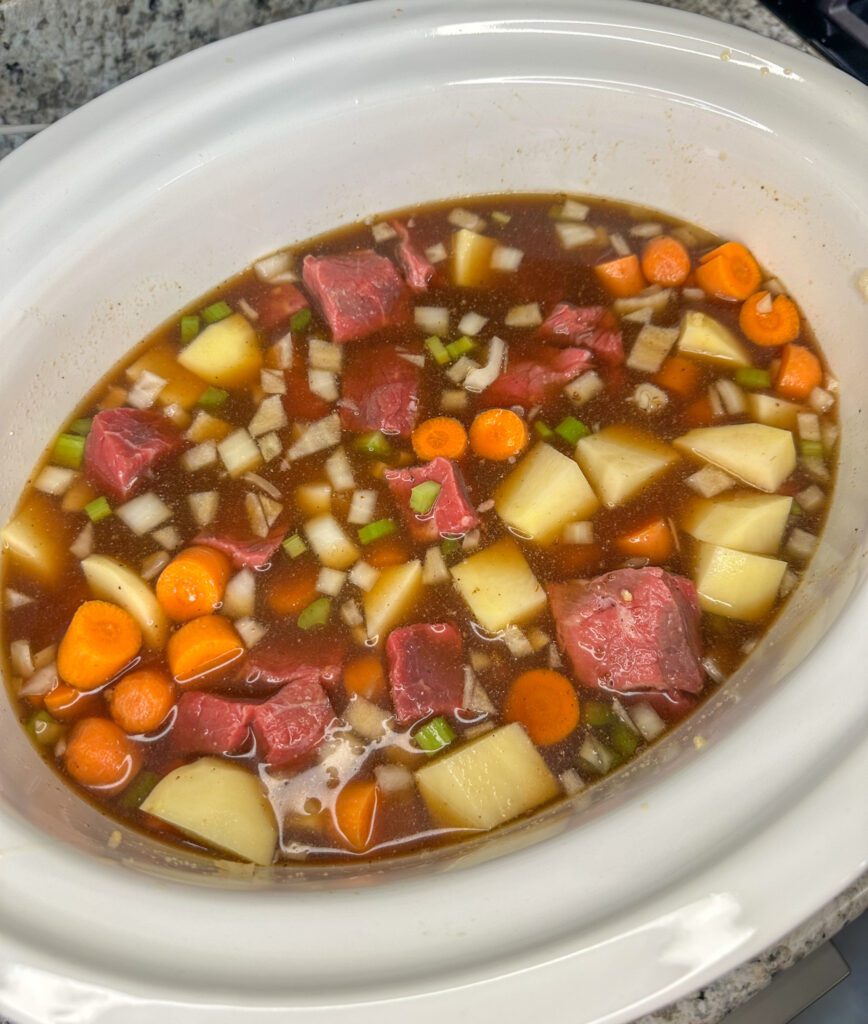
[469,408,529,461]
[334,779,379,851]
[365,539,410,569]
[641,235,691,287]
[64,716,142,793]
[504,669,580,746]
[266,566,319,616]
[167,615,244,685]
[738,291,800,347]
[695,241,761,300]
[776,343,822,401]
[44,682,103,722]
[411,417,468,461]
[109,668,176,734]
[343,655,387,702]
[57,600,142,691]
[593,254,646,298]
[615,518,674,563]
[654,355,700,397]
[156,545,232,622]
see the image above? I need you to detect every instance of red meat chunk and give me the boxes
[386,623,464,725]
[339,343,420,437]
[481,347,592,410]
[282,364,333,422]
[248,283,308,332]
[172,692,255,756]
[250,678,336,767]
[301,250,411,343]
[538,303,624,366]
[195,525,285,569]
[84,408,183,501]
[548,568,704,694]
[384,457,479,543]
[391,220,436,293]
[238,638,345,696]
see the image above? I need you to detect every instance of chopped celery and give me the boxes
[609,720,640,758]
[52,432,86,469]
[298,597,331,629]
[410,481,441,515]
[425,335,450,366]
[68,417,93,437]
[84,496,112,523]
[26,711,64,746]
[355,431,392,458]
[734,367,772,390]
[201,301,232,324]
[789,502,803,517]
[358,519,396,545]
[533,420,555,441]
[445,336,476,361]
[414,716,456,753]
[440,537,461,560]
[548,204,564,220]
[282,533,307,559]
[290,308,312,332]
[119,770,160,810]
[584,700,612,728]
[180,314,201,343]
[555,416,591,446]
[800,439,824,459]
[197,385,229,411]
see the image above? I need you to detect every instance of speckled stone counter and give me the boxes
[0,0,865,1021]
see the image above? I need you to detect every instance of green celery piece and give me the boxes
[584,700,612,728]
[282,533,307,559]
[298,597,331,630]
[197,386,229,411]
[180,314,201,343]
[85,496,112,523]
[445,336,475,361]
[533,420,555,441]
[734,367,772,390]
[800,439,824,459]
[201,301,232,324]
[290,308,312,332]
[440,537,461,560]
[414,716,456,753]
[609,720,640,758]
[409,481,441,515]
[789,502,803,518]
[26,711,64,747]
[52,433,86,470]
[68,417,93,437]
[555,416,591,446]
[119,770,160,810]
[355,431,392,458]
[425,335,450,366]
[358,519,396,545]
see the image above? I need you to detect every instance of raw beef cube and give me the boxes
[84,408,184,501]
[391,220,436,293]
[172,692,255,756]
[386,622,464,725]
[239,638,346,695]
[248,283,308,332]
[384,457,479,543]
[195,524,286,569]
[538,303,624,365]
[302,250,411,343]
[481,348,592,410]
[340,343,420,437]
[548,567,704,694]
[250,678,336,767]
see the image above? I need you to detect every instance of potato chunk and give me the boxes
[1,492,69,583]
[682,492,792,555]
[495,443,599,543]
[677,311,750,367]
[80,554,168,647]
[177,313,262,388]
[363,560,423,641]
[127,340,208,409]
[416,723,559,830]
[746,392,803,430]
[674,424,796,493]
[575,425,679,508]
[451,228,497,288]
[451,538,546,633]
[141,758,277,865]
[304,514,359,570]
[694,542,787,621]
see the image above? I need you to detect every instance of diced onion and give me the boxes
[181,440,218,473]
[609,232,630,257]
[32,644,56,671]
[504,303,542,328]
[424,242,448,264]
[287,414,341,461]
[141,550,171,582]
[188,491,219,528]
[622,307,653,325]
[555,222,597,249]
[708,386,725,418]
[448,208,486,232]
[457,312,488,337]
[308,368,339,404]
[235,617,267,648]
[35,465,76,496]
[786,528,817,561]
[801,454,830,483]
[701,656,726,685]
[445,356,479,384]
[526,627,550,652]
[796,484,825,512]
[780,569,799,597]
[464,336,507,393]
[681,287,705,302]
[325,448,355,492]
[462,666,496,714]
[374,763,414,793]
[245,493,269,539]
[162,403,191,430]
[461,529,481,551]
[19,662,59,697]
[755,292,774,315]
[559,199,590,222]
[348,560,379,592]
[808,387,835,414]
[629,221,663,238]
[223,568,256,619]
[469,649,491,673]
[10,639,34,678]
[715,379,746,416]
[579,734,614,773]
[185,411,225,444]
[631,702,666,741]
[560,768,586,796]
[218,429,263,477]
[127,370,166,410]
[490,245,523,272]
[237,298,259,322]
[464,722,495,740]
[243,472,282,500]
[763,277,785,296]
[348,489,378,525]
[317,567,347,597]
[268,335,294,370]
[308,338,343,373]
[5,588,33,610]
[562,521,594,545]
[614,288,672,317]
[501,625,533,657]
[633,382,669,413]
[152,525,181,550]
[249,395,289,438]
[686,465,736,498]
[371,221,397,243]
[344,695,389,741]
[340,599,364,628]
[441,389,469,413]
[304,514,357,569]
[422,546,450,585]
[821,421,839,452]
[797,412,821,441]
[116,493,172,536]
[260,495,283,528]
[414,306,450,335]
[260,368,287,395]
[398,351,425,368]
[548,643,563,669]
[257,432,283,463]
[254,251,295,283]
[626,324,678,373]
[564,371,604,406]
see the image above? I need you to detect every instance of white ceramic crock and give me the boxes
[0,2,866,1022]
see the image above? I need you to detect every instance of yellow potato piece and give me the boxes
[576,425,679,508]
[694,542,787,621]
[674,423,796,493]
[451,537,546,633]
[81,554,168,647]
[177,313,262,388]
[677,310,751,367]
[127,340,208,409]
[451,228,497,288]
[363,560,423,641]
[1,492,69,583]
[682,491,793,555]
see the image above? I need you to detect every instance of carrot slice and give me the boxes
[615,518,674,563]
[365,539,410,569]
[683,395,716,427]
[156,545,232,622]
[776,343,822,401]
[166,615,244,685]
[343,655,387,701]
[738,291,800,347]
[504,669,580,746]
[57,600,142,691]
[469,408,529,461]
[266,565,319,616]
[64,717,142,793]
[109,668,176,734]
[695,241,761,300]
[411,417,468,461]
[44,682,103,722]
[640,235,691,287]
[334,780,379,851]
[654,355,700,397]
[593,254,646,298]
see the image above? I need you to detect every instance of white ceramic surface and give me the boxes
[0,2,866,1022]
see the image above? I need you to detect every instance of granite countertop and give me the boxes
[0,0,865,1021]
